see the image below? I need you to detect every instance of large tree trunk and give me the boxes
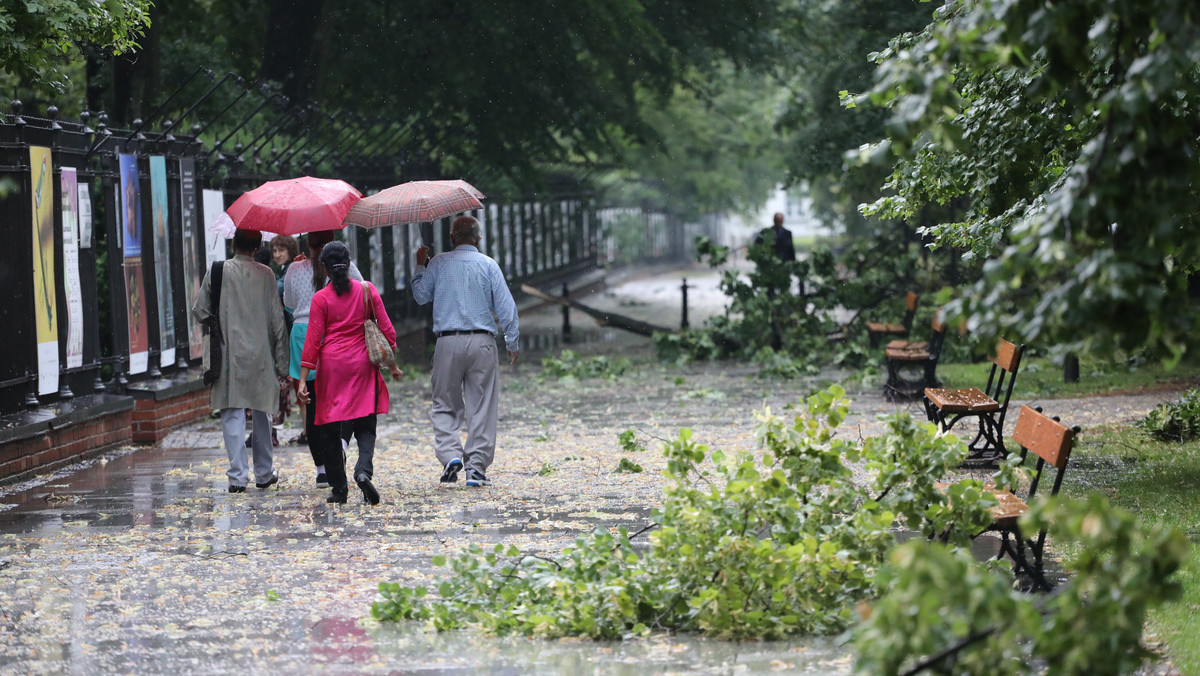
[261,0,326,106]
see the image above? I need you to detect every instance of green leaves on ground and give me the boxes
[617,430,646,454]
[373,385,991,638]
[540,350,630,381]
[1138,389,1200,442]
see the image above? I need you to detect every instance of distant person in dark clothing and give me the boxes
[754,212,796,263]
[753,213,796,351]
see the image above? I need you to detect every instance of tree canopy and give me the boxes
[0,0,150,92]
[860,0,1200,362]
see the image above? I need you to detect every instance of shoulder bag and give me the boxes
[201,261,225,386]
[361,281,396,370]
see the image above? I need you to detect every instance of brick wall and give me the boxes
[131,386,211,444]
[0,407,132,480]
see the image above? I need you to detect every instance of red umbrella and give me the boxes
[342,180,484,229]
[226,176,362,235]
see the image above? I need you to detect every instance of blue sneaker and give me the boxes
[464,470,491,487]
[440,458,463,484]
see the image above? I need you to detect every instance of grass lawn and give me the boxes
[937,354,1200,398]
[1063,425,1200,673]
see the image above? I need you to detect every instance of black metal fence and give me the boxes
[0,100,620,416]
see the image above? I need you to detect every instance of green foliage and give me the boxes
[373,385,992,639]
[656,232,934,375]
[617,429,646,454]
[0,0,151,91]
[1138,389,1200,442]
[537,461,557,477]
[861,0,1200,363]
[776,0,933,236]
[613,458,644,474]
[540,350,631,381]
[599,66,788,220]
[855,495,1187,675]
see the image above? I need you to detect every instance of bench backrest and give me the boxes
[902,292,919,330]
[926,311,948,361]
[1011,404,1079,499]
[983,339,1023,431]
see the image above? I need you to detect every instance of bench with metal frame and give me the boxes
[976,404,1079,591]
[867,291,918,349]
[883,311,947,402]
[923,339,1024,466]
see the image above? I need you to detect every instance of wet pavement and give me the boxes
[0,263,1186,674]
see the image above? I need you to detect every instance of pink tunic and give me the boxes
[300,282,397,425]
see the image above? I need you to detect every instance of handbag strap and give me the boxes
[361,281,375,321]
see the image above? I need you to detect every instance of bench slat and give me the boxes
[934,481,1028,523]
[994,339,1022,372]
[1011,404,1076,470]
[924,387,1000,413]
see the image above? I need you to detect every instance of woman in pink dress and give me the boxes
[297,242,403,505]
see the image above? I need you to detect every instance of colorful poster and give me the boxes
[149,156,175,368]
[179,158,203,360]
[120,154,149,375]
[78,183,93,248]
[202,189,227,267]
[61,167,84,369]
[30,146,59,395]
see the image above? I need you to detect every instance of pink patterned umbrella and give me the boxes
[226,176,362,235]
[342,180,485,229]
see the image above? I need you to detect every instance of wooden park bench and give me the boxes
[923,339,1024,465]
[868,291,918,348]
[883,311,947,402]
[949,405,1080,591]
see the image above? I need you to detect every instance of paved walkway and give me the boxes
[0,264,1186,675]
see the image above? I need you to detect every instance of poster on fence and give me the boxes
[120,154,149,375]
[179,159,204,360]
[78,183,93,249]
[30,146,59,395]
[61,167,84,369]
[149,156,175,368]
[202,189,227,268]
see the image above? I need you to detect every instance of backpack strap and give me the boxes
[211,261,225,315]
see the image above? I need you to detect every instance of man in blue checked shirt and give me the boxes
[412,215,520,487]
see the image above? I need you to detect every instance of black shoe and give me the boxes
[295,431,308,445]
[326,491,348,504]
[255,474,279,490]
[244,434,252,448]
[440,458,463,484]
[465,470,492,487]
[228,485,246,494]
[315,472,329,488]
[356,473,380,505]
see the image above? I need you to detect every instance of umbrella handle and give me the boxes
[418,221,435,249]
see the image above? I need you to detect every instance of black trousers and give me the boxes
[325,414,377,495]
[304,378,341,471]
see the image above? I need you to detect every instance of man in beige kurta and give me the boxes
[192,229,289,492]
